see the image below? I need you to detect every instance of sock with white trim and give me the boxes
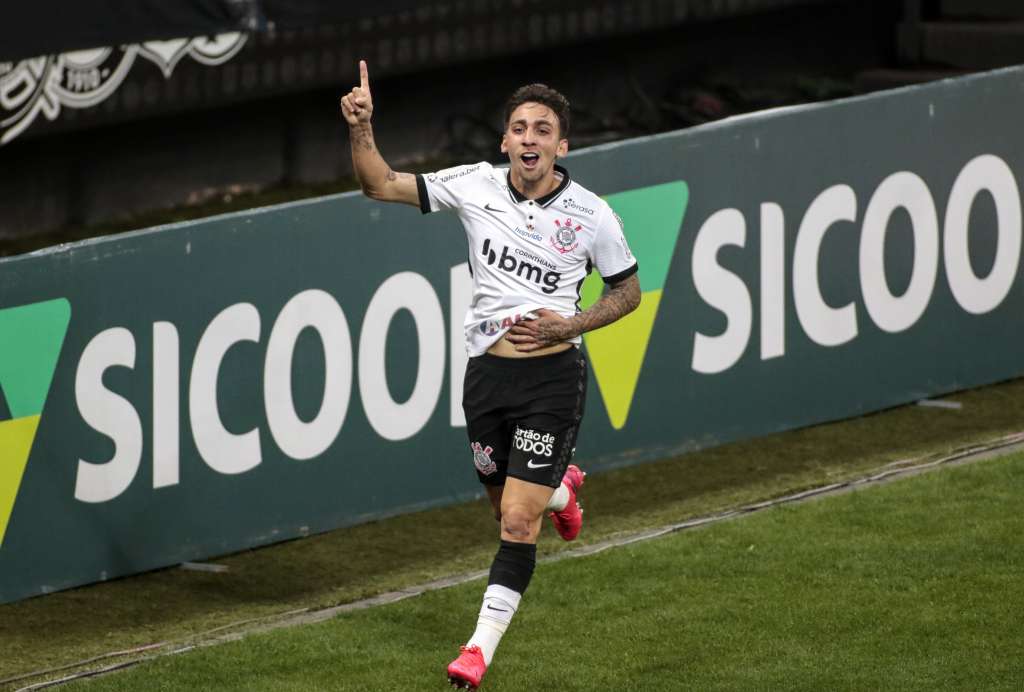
[466,584,522,665]
[466,541,536,665]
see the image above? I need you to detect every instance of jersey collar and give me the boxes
[506,164,571,208]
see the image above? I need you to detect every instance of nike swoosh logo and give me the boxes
[526,459,552,469]
[486,604,509,612]
[484,203,505,213]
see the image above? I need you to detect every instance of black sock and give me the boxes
[487,540,536,594]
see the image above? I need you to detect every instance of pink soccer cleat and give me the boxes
[447,645,487,690]
[548,464,586,541]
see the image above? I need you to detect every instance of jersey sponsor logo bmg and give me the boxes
[481,238,561,293]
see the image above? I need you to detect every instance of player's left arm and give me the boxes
[569,273,641,334]
[505,274,640,351]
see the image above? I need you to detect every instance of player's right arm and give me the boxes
[340,60,419,207]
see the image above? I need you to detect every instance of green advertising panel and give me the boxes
[2,67,1023,603]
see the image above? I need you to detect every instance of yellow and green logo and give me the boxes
[581,181,688,430]
[0,298,71,547]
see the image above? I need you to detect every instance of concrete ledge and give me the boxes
[855,67,969,92]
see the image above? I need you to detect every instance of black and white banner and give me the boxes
[1,1,432,63]
[0,34,247,146]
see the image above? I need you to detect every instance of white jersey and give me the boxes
[416,161,638,356]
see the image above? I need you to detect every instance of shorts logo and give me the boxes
[471,442,497,475]
[513,427,555,457]
[549,218,581,254]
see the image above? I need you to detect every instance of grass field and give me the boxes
[3,378,1024,689]
[65,450,1024,691]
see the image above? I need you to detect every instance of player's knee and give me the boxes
[500,506,539,540]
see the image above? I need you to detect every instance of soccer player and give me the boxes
[340,60,640,690]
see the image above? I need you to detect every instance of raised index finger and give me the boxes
[359,60,370,92]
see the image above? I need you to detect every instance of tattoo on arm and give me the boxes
[385,170,415,185]
[517,274,640,347]
[350,125,375,152]
[348,122,415,203]
[568,274,641,337]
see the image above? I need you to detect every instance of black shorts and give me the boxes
[463,347,588,488]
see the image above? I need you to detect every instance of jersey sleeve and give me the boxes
[415,162,488,214]
[590,202,639,284]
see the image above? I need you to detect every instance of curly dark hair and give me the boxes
[503,83,570,138]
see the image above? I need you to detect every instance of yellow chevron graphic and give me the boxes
[0,297,71,549]
[581,182,688,430]
[582,290,662,429]
[0,416,40,546]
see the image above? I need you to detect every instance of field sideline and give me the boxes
[3,378,1024,689]
[63,449,1024,691]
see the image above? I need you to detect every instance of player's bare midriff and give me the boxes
[486,338,573,358]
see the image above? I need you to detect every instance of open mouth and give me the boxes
[520,152,540,169]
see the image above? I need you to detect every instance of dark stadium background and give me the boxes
[1,0,1020,252]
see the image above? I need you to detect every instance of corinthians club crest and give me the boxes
[471,442,497,476]
[549,217,582,254]
[0,34,246,146]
